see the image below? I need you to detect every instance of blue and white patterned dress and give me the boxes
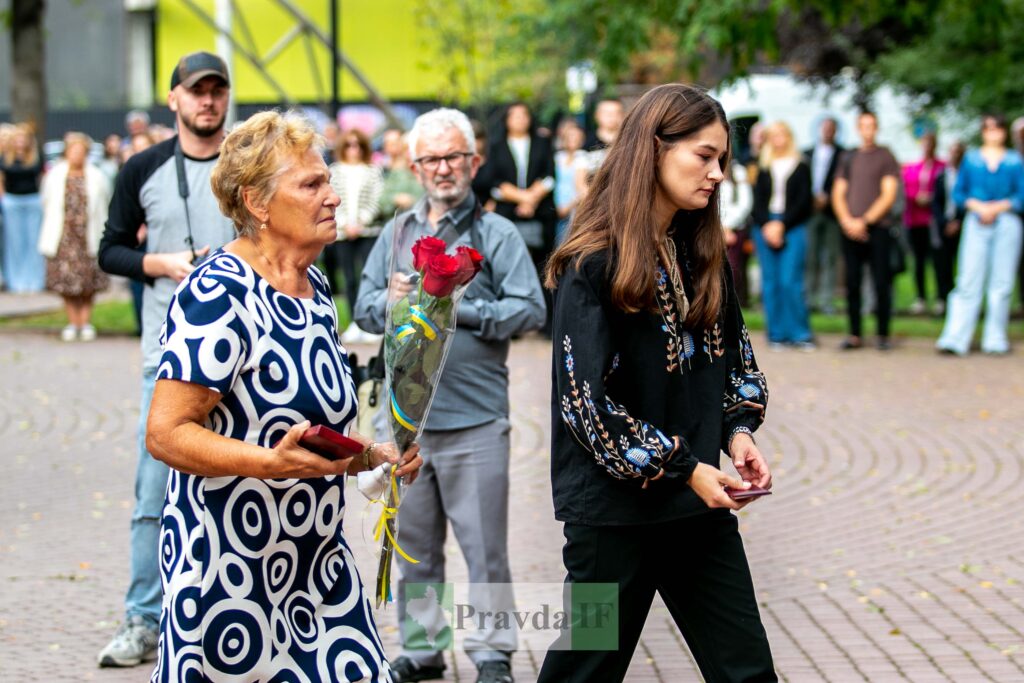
[151,250,391,682]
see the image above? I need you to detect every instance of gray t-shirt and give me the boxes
[98,136,236,369]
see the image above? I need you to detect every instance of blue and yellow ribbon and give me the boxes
[394,324,415,343]
[410,305,439,340]
[390,390,418,432]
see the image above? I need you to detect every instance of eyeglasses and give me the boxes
[413,151,472,171]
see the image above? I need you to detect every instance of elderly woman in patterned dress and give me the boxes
[38,132,111,341]
[539,84,777,683]
[145,110,421,682]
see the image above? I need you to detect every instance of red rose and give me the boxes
[412,236,447,272]
[422,253,461,297]
[454,246,484,285]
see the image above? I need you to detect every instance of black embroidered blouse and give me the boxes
[550,234,769,526]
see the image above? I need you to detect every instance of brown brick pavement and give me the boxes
[1,331,1023,682]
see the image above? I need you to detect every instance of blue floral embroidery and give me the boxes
[722,324,769,426]
[625,448,652,469]
[565,354,575,373]
[559,335,673,480]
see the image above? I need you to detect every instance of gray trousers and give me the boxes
[394,417,517,666]
[805,211,841,311]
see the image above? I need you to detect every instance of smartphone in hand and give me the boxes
[274,424,363,461]
[724,485,772,501]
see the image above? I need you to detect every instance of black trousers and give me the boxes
[906,226,932,301]
[334,237,376,319]
[538,513,777,683]
[842,226,893,338]
[935,225,961,304]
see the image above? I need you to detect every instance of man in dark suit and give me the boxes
[804,117,844,313]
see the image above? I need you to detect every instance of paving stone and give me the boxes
[0,330,1022,681]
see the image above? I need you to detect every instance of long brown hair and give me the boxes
[545,84,729,328]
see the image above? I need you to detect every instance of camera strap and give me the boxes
[174,138,198,262]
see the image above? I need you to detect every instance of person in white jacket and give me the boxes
[38,132,111,341]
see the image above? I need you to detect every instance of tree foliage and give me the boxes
[463,0,1021,117]
[875,1,1024,118]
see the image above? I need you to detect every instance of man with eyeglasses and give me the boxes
[354,108,545,683]
[96,51,235,668]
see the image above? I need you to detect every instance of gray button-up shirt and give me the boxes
[353,194,546,431]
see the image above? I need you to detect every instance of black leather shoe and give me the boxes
[390,656,445,682]
[477,660,514,683]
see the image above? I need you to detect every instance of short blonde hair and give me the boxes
[758,121,798,169]
[63,131,92,158]
[211,110,322,238]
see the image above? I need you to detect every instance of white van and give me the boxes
[711,73,971,162]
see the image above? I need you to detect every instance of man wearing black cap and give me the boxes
[96,51,235,668]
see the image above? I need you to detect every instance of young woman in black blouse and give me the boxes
[539,84,776,683]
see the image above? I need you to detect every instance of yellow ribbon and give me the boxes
[372,474,419,566]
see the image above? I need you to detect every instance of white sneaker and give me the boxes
[60,325,77,342]
[909,299,926,315]
[97,615,158,667]
[340,322,361,344]
[79,324,97,342]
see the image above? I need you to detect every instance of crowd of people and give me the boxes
[724,110,1023,354]
[1,46,1022,683]
[7,92,1021,357]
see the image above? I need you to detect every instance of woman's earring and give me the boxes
[260,222,267,231]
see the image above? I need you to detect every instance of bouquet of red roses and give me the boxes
[374,233,483,606]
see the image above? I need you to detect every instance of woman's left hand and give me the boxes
[344,223,362,239]
[729,432,772,490]
[369,442,423,484]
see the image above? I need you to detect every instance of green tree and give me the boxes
[499,0,1016,116]
[4,0,47,138]
[876,1,1024,119]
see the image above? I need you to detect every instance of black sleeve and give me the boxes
[782,162,813,230]
[98,140,176,283]
[720,262,769,452]
[536,134,555,182]
[751,168,770,227]
[553,257,693,482]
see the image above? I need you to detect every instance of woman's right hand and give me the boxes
[687,462,748,510]
[268,421,352,478]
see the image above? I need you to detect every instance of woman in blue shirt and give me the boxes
[937,115,1024,355]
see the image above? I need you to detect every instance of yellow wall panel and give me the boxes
[157,0,449,104]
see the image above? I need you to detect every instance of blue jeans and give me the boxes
[1,193,44,292]
[125,368,169,628]
[937,211,1023,354]
[753,221,812,343]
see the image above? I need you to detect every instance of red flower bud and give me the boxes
[422,253,461,297]
[411,236,447,273]
[454,246,484,285]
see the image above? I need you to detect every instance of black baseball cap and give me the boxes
[170,51,230,90]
